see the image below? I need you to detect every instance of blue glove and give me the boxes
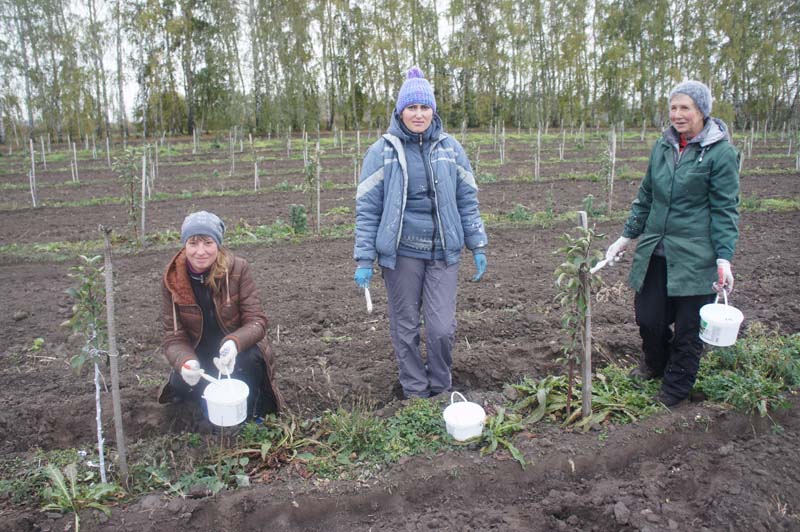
[354,267,373,288]
[472,253,487,282]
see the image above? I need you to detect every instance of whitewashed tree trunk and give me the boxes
[115,0,128,138]
[100,226,129,488]
[500,124,506,164]
[229,130,235,176]
[607,125,616,216]
[535,126,541,181]
[72,142,79,183]
[140,152,146,246]
[93,360,107,483]
[315,142,321,234]
[577,211,592,419]
[29,139,37,207]
[254,160,259,191]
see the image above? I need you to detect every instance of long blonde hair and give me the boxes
[185,236,232,294]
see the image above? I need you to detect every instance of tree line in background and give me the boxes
[1,0,798,144]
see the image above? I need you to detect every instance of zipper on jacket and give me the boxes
[419,134,447,255]
[419,133,439,260]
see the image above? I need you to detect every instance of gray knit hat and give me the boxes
[669,80,712,118]
[181,211,225,246]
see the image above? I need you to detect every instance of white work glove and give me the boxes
[605,236,631,264]
[213,339,238,376]
[714,259,734,294]
[180,359,203,386]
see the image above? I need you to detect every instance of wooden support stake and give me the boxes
[99,226,129,489]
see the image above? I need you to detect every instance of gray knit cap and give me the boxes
[669,80,712,118]
[181,211,225,246]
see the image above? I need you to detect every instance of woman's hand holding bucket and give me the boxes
[714,259,734,294]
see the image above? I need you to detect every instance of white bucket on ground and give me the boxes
[203,377,249,427]
[699,290,744,347]
[443,392,486,441]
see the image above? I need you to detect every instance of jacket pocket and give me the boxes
[679,165,710,197]
[219,296,239,323]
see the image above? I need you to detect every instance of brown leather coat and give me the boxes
[161,249,285,411]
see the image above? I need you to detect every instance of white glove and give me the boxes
[714,259,734,293]
[605,236,631,263]
[213,339,238,376]
[180,359,203,386]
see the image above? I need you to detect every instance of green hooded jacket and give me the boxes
[623,118,740,296]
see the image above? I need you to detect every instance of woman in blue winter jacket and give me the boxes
[353,66,488,399]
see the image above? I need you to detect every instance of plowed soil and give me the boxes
[1,132,799,531]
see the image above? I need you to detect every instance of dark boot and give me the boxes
[655,390,687,408]
[628,359,659,381]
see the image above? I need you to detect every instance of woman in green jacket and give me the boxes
[605,80,740,407]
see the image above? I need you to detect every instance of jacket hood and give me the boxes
[163,249,196,305]
[388,110,443,142]
[663,117,731,147]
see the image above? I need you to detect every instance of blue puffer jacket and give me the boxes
[354,113,488,269]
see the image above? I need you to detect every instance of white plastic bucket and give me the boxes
[699,290,744,347]
[443,392,486,441]
[203,377,249,427]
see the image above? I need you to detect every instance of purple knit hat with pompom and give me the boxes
[395,66,436,115]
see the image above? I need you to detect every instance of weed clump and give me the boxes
[696,323,800,415]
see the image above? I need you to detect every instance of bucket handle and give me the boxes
[450,391,467,405]
[714,288,730,306]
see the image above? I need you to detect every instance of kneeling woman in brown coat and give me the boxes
[158,211,284,421]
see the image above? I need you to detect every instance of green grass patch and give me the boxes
[324,206,352,216]
[696,323,800,415]
[739,196,800,212]
[742,166,800,176]
[308,398,451,475]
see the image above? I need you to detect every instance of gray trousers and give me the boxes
[382,256,459,398]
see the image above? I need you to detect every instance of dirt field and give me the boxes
[1,131,799,531]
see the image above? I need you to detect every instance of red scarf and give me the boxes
[679,134,689,152]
